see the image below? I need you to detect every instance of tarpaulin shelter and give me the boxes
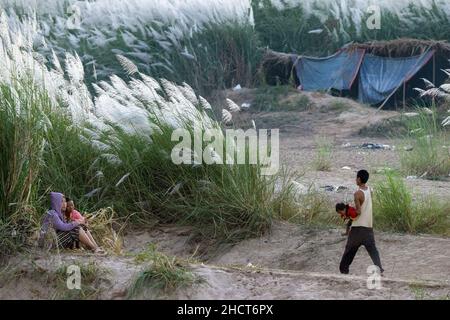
[262,39,450,108]
[357,49,435,104]
[293,49,365,91]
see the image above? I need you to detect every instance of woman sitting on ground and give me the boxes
[39,192,104,254]
[65,197,99,250]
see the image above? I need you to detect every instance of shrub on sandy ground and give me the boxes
[83,208,125,255]
[408,284,450,300]
[314,137,333,171]
[358,116,410,137]
[399,108,450,179]
[53,262,108,299]
[128,244,197,299]
[252,85,312,111]
[373,172,450,235]
[274,174,336,226]
[286,190,334,225]
[276,171,449,235]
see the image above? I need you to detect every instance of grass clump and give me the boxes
[0,81,50,220]
[0,262,22,287]
[399,108,450,179]
[128,245,197,299]
[92,119,281,242]
[409,284,450,300]
[358,116,410,137]
[325,100,350,113]
[51,262,108,300]
[252,85,311,112]
[314,137,333,171]
[373,172,450,235]
[281,190,333,225]
[83,208,125,255]
[273,174,335,226]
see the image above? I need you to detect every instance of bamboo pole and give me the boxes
[403,81,406,111]
[433,53,436,85]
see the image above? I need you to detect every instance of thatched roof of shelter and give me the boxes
[262,39,450,63]
[261,48,295,67]
[344,38,450,57]
[259,48,297,85]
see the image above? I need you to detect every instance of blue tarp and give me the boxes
[358,50,435,104]
[294,49,365,91]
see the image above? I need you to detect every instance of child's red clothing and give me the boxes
[346,206,357,220]
[70,210,84,223]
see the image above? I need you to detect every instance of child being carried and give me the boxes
[335,202,358,236]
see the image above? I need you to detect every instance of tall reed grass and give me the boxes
[1,0,258,96]
[0,78,53,257]
[253,0,450,56]
[4,0,450,97]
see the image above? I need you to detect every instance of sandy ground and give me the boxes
[3,223,448,300]
[1,90,449,300]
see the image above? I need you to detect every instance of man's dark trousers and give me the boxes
[339,226,383,274]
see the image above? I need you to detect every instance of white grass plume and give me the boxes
[84,187,102,198]
[116,54,139,76]
[420,78,435,89]
[199,96,212,110]
[439,83,450,93]
[115,173,130,187]
[226,98,241,113]
[222,109,232,123]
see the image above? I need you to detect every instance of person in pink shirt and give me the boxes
[65,198,101,251]
[68,203,85,224]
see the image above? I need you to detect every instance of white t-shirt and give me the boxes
[352,186,373,228]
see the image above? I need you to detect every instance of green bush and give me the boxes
[399,108,450,179]
[252,85,311,111]
[373,172,450,235]
[128,245,196,298]
[314,137,333,171]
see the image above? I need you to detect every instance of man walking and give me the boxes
[339,169,384,275]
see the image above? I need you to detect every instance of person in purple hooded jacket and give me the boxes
[39,192,103,253]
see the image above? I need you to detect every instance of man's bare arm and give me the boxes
[354,190,364,216]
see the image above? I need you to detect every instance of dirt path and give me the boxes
[175,264,448,300]
[126,222,450,299]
